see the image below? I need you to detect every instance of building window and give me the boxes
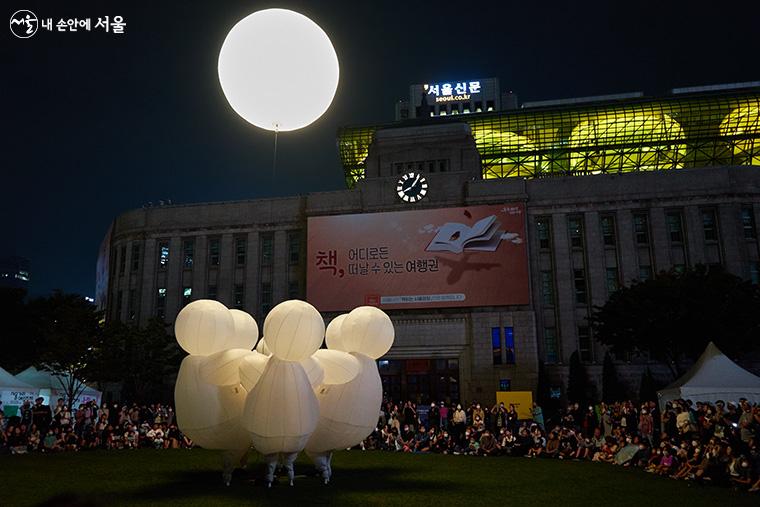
[574,269,587,304]
[207,285,217,301]
[605,267,619,294]
[536,217,551,249]
[568,216,584,249]
[233,284,244,309]
[666,211,684,243]
[261,232,274,267]
[540,270,554,306]
[127,289,136,321]
[119,246,126,275]
[288,281,299,299]
[633,213,649,244]
[208,238,220,267]
[741,207,756,239]
[235,237,247,266]
[504,327,515,364]
[751,262,760,285]
[673,264,686,274]
[261,282,273,314]
[158,241,170,270]
[288,231,301,265]
[600,215,616,247]
[492,327,502,366]
[639,265,652,281]
[131,244,140,272]
[544,328,558,364]
[156,288,166,320]
[578,326,592,363]
[183,239,194,269]
[701,209,718,242]
[182,287,192,307]
[438,160,448,172]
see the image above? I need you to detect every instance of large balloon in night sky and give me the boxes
[217,8,340,132]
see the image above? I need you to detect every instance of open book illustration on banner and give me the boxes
[425,215,522,254]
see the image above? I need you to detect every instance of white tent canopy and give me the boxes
[658,342,760,409]
[15,366,101,407]
[0,366,39,416]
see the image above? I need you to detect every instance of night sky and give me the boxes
[3,0,758,298]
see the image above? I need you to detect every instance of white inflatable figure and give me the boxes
[242,300,324,487]
[173,300,258,486]
[305,307,394,483]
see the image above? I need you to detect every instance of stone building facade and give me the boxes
[101,87,760,404]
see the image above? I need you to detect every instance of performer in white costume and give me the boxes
[173,301,258,486]
[305,306,394,483]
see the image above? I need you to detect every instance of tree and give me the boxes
[27,291,102,409]
[567,351,589,406]
[591,265,760,380]
[638,367,659,404]
[601,352,625,402]
[0,287,34,372]
[90,319,182,402]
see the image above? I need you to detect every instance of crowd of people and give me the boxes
[3,395,760,493]
[359,397,760,492]
[0,398,192,454]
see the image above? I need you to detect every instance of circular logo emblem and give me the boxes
[10,10,38,39]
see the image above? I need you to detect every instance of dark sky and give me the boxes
[3,0,759,297]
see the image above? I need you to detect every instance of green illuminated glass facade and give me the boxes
[338,90,760,187]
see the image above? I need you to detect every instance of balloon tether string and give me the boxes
[272,125,279,182]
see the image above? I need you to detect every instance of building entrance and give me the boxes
[378,358,460,404]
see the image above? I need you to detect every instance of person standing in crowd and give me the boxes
[452,404,466,443]
[531,402,544,430]
[639,407,654,445]
[31,397,52,437]
[438,402,449,431]
[428,402,440,431]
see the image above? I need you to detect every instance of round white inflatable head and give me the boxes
[325,314,348,351]
[175,300,235,356]
[340,306,394,359]
[238,351,270,391]
[262,300,325,361]
[228,309,258,350]
[255,338,271,356]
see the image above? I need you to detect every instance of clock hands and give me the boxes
[403,174,421,194]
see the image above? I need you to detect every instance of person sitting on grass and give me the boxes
[413,426,430,453]
[466,436,479,456]
[526,428,545,458]
[544,432,560,458]
[654,448,677,476]
[478,430,499,456]
[63,429,78,452]
[147,423,165,449]
[8,426,28,455]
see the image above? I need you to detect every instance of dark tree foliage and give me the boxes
[0,287,34,372]
[601,352,625,402]
[567,351,589,406]
[90,319,182,402]
[639,367,659,404]
[591,265,760,380]
[26,291,103,408]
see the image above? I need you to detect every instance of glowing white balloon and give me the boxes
[175,356,251,450]
[200,349,252,387]
[238,351,270,391]
[263,300,325,361]
[340,306,395,359]
[175,300,235,356]
[325,314,348,351]
[228,309,258,350]
[312,349,360,385]
[218,8,339,132]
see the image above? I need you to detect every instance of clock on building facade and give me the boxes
[396,172,428,202]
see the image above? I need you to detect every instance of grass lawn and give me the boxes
[0,449,756,507]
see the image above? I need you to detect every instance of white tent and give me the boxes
[0,366,39,416]
[658,342,760,409]
[15,366,101,407]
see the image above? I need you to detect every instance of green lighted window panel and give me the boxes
[337,91,760,187]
